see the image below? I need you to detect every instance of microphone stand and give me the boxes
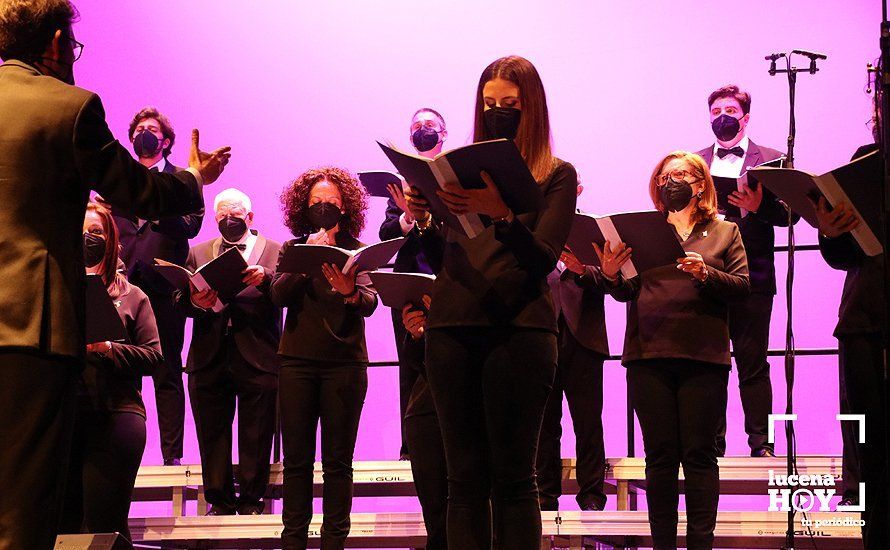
[765,49,825,550]
[879,0,890,538]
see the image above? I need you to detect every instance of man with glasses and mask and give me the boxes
[175,188,281,516]
[0,2,231,548]
[107,106,205,467]
[695,85,794,459]
[379,107,445,459]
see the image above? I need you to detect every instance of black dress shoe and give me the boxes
[238,501,265,515]
[163,458,181,466]
[838,496,859,507]
[205,505,237,516]
[751,448,776,458]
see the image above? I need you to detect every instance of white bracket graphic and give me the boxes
[768,413,797,444]
[836,414,866,443]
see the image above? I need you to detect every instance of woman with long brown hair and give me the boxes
[271,167,378,550]
[60,202,163,541]
[596,151,750,549]
[406,55,577,549]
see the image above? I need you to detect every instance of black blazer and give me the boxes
[379,197,433,274]
[697,140,797,295]
[0,60,203,358]
[547,266,609,357]
[271,232,378,365]
[113,160,204,296]
[819,143,884,337]
[176,233,282,374]
[607,217,750,366]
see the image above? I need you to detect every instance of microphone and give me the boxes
[791,49,828,60]
[765,52,786,61]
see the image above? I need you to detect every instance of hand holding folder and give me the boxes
[153,246,249,312]
[276,237,406,280]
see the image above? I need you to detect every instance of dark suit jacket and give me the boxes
[0,60,203,358]
[113,160,204,296]
[175,232,282,374]
[379,197,432,274]
[697,140,797,295]
[547,266,609,357]
[819,143,884,337]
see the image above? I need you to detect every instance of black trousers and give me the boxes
[537,327,607,511]
[279,364,368,550]
[392,309,421,457]
[59,410,146,541]
[147,289,186,461]
[405,390,448,549]
[0,351,78,550]
[838,333,888,549]
[425,327,556,550]
[627,360,729,550]
[188,336,278,510]
[718,292,774,455]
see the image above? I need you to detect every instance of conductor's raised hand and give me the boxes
[812,196,860,238]
[437,171,510,218]
[188,129,231,185]
[405,186,431,222]
[593,240,631,279]
[322,263,357,296]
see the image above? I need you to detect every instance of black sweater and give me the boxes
[607,217,750,366]
[77,280,163,418]
[418,160,579,332]
[271,232,378,365]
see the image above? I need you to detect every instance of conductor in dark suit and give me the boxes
[0,2,231,548]
[176,188,281,516]
[695,84,796,457]
[111,106,204,466]
[378,107,442,458]
[536,185,609,512]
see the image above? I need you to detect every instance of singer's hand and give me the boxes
[811,197,860,238]
[728,183,763,213]
[593,240,631,279]
[402,303,428,340]
[242,265,266,287]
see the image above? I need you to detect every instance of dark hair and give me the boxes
[128,106,176,157]
[85,202,127,299]
[412,107,446,128]
[280,166,368,239]
[472,55,556,182]
[707,85,751,114]
[0,0,77,62]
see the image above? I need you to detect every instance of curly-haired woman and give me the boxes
[271,166,378,550]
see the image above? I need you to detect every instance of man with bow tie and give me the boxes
[109,106,205,467]
[695,85,797,458]
[175,188,282,515]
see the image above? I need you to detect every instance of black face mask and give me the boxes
[411,128,440,152]
[483,107,521,140]
[83,232,106,268]
[218,216,248,242]
[308,202,342,231]
[133,131,161,158]
[660,177,695,212]
[711,114,742,142]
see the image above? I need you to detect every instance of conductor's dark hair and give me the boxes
[280,166,368,239]
[707,85,752,114]
[128,106,176,157]
[0,0,78,62]
[412,107,446,128]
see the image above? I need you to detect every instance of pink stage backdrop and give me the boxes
[69,0,879,516]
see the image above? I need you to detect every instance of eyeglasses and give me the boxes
[656,169,700,186]
[69,37,84,62]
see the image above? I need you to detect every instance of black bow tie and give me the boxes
[221,242,246,253]
[149,166,160,172]
[716,146,745,159]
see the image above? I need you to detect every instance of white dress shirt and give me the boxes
[709,135,750,178]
